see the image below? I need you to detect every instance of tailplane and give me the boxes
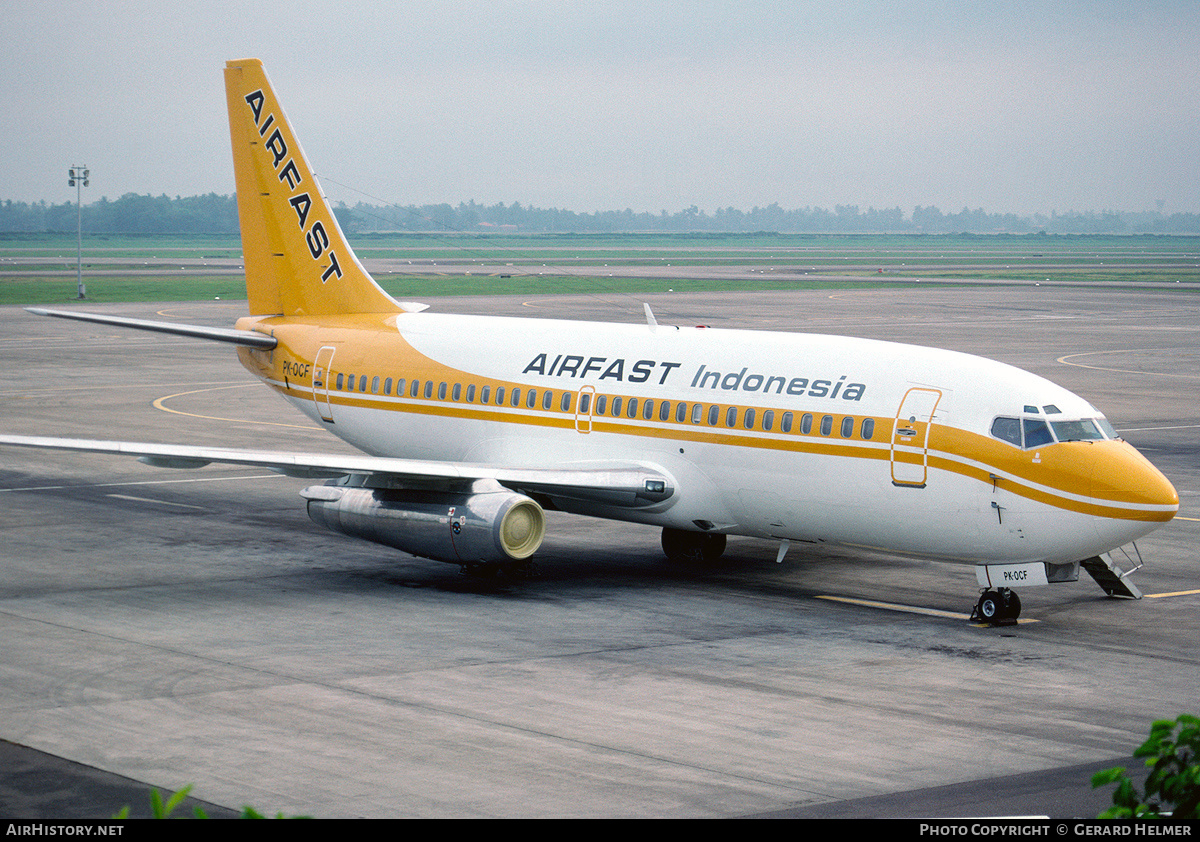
[224,58,400,317]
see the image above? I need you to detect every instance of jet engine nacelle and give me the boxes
[301,482,545,564]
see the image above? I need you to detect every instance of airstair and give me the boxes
[1080,544,1144,599]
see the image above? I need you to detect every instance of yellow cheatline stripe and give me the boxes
[1144,589,1200,599]
[261,335,1170,518]
[153,384,320,430]
[1173,516,1200,522]
[291,378,1171,520]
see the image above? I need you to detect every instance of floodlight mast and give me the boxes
[67,165,89,299]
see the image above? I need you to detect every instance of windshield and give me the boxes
[990,415,1118,449]
[1050,418,1106,442]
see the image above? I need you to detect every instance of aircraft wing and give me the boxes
[0,434,674,510]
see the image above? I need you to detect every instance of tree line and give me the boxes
[2,193,1198,235]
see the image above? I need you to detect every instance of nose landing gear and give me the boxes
[972,587,1021,625]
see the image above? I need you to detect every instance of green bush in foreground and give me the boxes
[1092,714,1200,819]
[114,783,309,819]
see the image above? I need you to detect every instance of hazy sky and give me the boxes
[4,0,1198,216]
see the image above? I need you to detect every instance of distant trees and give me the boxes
[0,193,239,234]
[1,193,1197,235]
[333,200,1200,235]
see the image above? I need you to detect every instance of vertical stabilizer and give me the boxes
[224,58,399,317]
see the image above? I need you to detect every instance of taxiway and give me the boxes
[1,285,1197,818]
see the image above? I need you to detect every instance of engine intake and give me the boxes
[302,483,545,564]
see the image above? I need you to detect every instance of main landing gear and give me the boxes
[971,587,1021,625]
[661,527,727,566]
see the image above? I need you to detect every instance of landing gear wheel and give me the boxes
[1004,589,1021,621]
[976,590,1002,622]
[972,588,1021,624]
[661,528,727,566]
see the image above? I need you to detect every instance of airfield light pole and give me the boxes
[68,165,89,299]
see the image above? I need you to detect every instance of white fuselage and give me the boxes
[244,311,1175,568]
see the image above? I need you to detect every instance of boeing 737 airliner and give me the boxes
[0,59,1178,623]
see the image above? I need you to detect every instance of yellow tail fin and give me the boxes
[224,58,398,317]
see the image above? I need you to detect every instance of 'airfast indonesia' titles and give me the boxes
[522,353,867,400]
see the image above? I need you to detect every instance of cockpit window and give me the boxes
[990,416,1022,446]
[1051,419,1105,442]
[1023,418,1054,448]
[992,414,1117,449]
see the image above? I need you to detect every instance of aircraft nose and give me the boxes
[1090,440,1178,522]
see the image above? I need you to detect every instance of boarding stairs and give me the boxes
[1080,544,1144,599]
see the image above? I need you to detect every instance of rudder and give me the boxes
[224,58,398,317]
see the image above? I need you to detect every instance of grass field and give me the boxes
[2,231,1197,305]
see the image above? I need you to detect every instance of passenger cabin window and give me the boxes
[860,418,875,439]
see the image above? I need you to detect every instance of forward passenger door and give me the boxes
[890,387,943,488]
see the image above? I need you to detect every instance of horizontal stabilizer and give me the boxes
[26,308,277,349]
